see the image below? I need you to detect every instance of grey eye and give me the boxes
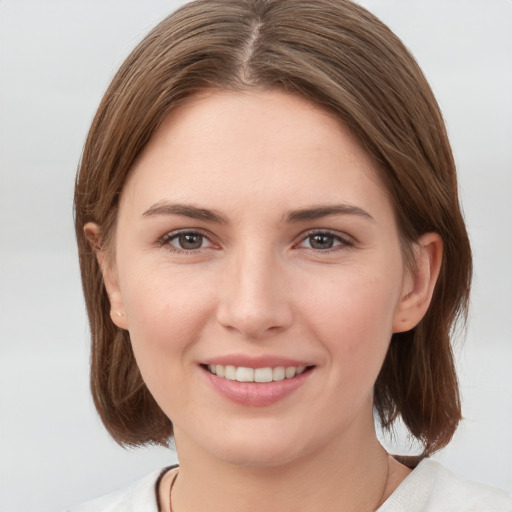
[308,234,336,249]
[176,233,205,250]
[160,230,215,253]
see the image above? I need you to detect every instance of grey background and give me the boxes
[0,1,511,511]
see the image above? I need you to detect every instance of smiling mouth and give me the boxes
[203,364,313,383]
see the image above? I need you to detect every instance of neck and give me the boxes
[169,416,401,512]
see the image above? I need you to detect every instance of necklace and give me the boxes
[168,470,178,512]
[168,455,391,512]
[376,454,391,509]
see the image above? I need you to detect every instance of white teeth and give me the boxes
[285,366,296,379]
[254,367,273,383]
[236,367,254,382]
[225,365,236,380]
[206,364,309,382]
[272,366,286,381]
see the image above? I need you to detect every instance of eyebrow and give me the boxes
[284,204,374,223]
[142,201,373,224]
[142,202,229,224]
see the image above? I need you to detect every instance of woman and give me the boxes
[70,0,511,510]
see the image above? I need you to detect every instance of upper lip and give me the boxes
[201,354,314,368]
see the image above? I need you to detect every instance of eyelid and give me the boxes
[294,228,355,250]
[155,227,355,253]
[157,228,218,252]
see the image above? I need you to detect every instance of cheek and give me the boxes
[301,270,400,374]
[121,261,211,333]
[118,265,216,388]
[118,273,215,423]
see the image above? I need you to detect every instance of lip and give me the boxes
[202,354,312,368]
[200,359,315,407]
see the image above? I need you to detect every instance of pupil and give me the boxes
[310,234,333,249]
[179,233,202,250]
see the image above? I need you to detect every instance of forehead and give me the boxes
[121,89,389,218]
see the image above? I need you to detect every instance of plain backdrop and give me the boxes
[0,1,511,511]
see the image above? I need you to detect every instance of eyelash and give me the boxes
[296,229,354,253]
[158,229,214,254]
[157,229,354,254]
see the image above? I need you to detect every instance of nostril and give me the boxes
[216,307,294,340]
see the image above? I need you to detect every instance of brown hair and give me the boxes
[75,0,472,454]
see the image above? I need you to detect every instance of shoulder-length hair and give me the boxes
[75,0,472,455]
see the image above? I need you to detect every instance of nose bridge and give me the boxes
[216,242,292,338]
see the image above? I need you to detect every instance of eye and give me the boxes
[160,230,213,252]
[297,231,353,251]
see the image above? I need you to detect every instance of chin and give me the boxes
[200,427,316,469]
[216,445,302,468]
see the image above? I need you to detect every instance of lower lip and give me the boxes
[202,367,313,407]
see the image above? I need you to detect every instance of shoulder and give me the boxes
[63,467,175,512]
[379,458,512,512]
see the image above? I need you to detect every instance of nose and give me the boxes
[216,247,293,340]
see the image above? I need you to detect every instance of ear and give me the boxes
[392,233,443,333]
[84,222,128,330]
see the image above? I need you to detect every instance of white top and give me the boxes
[66,459,512,512]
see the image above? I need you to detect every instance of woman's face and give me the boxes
[104,90,419,467]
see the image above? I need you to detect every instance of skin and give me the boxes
[86,89,442,512]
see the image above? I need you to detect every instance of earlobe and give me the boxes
[392,233,443,333]
[83,222,128,330]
